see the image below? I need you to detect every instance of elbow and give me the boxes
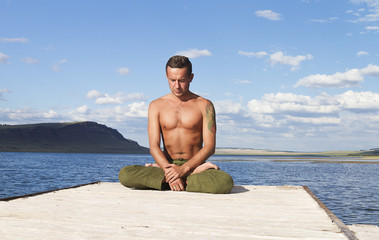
[203,142,215,156]
[208,145,216,156]
[211,147,216,156]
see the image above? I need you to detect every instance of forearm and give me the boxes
[149,146,170,169]
[181,145,215,176]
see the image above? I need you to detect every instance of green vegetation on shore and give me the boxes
[0,121,149,154]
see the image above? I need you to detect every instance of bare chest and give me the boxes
[159,104,203,131]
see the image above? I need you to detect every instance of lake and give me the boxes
[0,152,378,226]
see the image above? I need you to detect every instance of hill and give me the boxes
[0,121,150,154]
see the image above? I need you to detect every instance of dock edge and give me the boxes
[303,186,358,240]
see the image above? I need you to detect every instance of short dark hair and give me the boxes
[166,55,192,76]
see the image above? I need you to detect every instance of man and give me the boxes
[119,55,234,194]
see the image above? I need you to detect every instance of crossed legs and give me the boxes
[119,162,234,194]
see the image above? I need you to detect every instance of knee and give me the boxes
[187,169,234,194]
[213,171,234,194]
[118,165,139,188]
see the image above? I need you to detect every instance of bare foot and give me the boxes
[145,163,160,167]
[192,162,219,174]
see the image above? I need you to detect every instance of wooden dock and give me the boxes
[0,182,376,239]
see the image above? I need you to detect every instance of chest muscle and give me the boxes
[160,107,202,131]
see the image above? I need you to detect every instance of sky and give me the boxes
[1,0,379,151]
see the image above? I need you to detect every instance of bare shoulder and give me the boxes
[194,96,214,110]
[195,96,216,133]
[149,94,170,109]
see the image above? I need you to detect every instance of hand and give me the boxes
[164,164,186,183]
[169,177,186,191]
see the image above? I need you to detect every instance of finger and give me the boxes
[166,175,173,183]
[167,175,179,183]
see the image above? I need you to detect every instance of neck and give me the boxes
[171,91,193,102]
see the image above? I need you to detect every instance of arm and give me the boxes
[165,100,216,181]
[148,101,170,169]
[182,100,216,171]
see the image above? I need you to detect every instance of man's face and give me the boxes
[166,67,193,97]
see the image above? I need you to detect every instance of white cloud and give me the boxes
[239,50,313,71]
[286,115,341,125]
[214,100,242,114]
[86,90,146,105]
[242,90,379,146]
[0,107,60,122]
[21,57,39,64]
[3,89,379,151]
[176,49,212,58]
[44,45,55,51]
[295,64,379,88]
[0,38,28,43]
[357,50,369,56]
[118,67,130,75]
[366,26,379,31]
[233,79,252,84]
[76,105,90,114]
[309,19,328,23]
[350,0,379,22]
[52,59,67,72]
[308,17,338,23]
[0,88,10,100]
[52,65,60,72]
[247,91,379,117]
[360,64,379,76]
[68,102,148,121]
[269,51,313,71]
[255,10,282,21]
[0,102,148,126]
[86,90,103,99]
[0,53,10,64]
[337,90,379,110]
[247,92,340,115]
[295,68,363,88]
[238,50,268,58]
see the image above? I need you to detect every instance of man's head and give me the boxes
[166,55,192,77]
[166,55,194,98]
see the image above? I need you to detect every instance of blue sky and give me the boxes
[1,0,379,151]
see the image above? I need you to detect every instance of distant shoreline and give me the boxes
[214,148,379,160]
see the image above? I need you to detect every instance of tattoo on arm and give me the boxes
[206,100,216,134]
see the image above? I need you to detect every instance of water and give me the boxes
[0,152,378,226]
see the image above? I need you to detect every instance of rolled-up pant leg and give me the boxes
[186,169,234,194]
[118,165,167,190]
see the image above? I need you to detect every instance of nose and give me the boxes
[174,80,180,88]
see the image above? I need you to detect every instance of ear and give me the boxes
[189,73,194,82]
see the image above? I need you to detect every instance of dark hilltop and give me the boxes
[0,121,149,154]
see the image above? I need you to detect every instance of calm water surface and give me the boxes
[0,152,378,226]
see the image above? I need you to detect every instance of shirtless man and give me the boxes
[119,56,234,194]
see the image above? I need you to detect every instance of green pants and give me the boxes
[118,159,234,194]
